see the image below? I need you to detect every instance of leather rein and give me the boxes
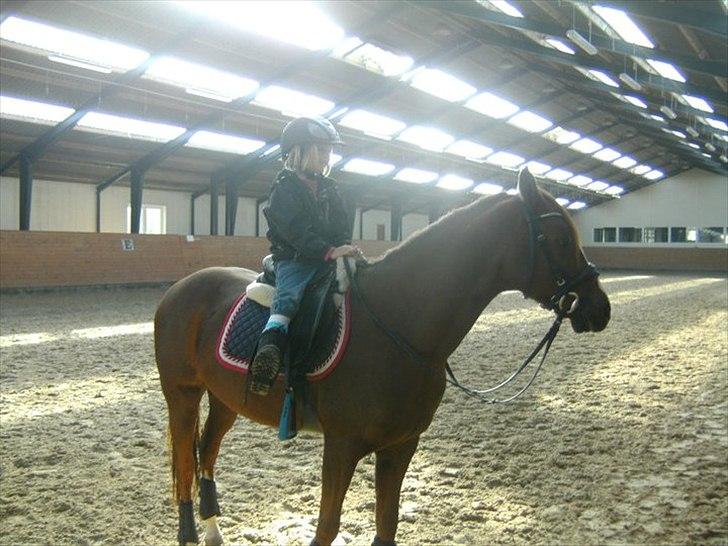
[344,198,599,404]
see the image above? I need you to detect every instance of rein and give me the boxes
[344,198,599,404]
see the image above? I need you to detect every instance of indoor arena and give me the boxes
[1,2,726,546]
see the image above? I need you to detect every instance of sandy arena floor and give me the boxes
[0,272,726,545]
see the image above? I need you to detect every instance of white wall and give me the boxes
[574,168,728,247]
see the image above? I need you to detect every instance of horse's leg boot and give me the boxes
[250,328,286,396]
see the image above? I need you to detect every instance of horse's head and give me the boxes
[513,167,610,333]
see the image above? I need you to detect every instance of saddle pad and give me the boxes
[215,292,351,382]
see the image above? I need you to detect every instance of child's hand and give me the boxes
[330,245,362,260]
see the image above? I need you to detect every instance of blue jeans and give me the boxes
[270,260,329,322]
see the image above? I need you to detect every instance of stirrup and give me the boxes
[250,328,286,396]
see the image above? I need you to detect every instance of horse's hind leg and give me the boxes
[198,392,238,546]
[165,384,204,546]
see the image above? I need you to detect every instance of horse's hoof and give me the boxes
[203,516,224,546]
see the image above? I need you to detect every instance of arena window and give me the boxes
[644,227,668,243]
[603,227,616,243]
[126,204,167,235]
[698,227,726,243]
[619,227,643,243]
[593,228,604,243]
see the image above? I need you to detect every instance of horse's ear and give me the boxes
[517,166,540,207]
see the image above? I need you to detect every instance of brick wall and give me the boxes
[584,246,727,272]
[0,231,398,289]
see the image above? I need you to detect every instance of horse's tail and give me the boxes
[167,413,202,504]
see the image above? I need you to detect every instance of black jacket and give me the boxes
[263,170,352,262]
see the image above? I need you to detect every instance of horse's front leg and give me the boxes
[311,436,367,546]
[372,436,420,546]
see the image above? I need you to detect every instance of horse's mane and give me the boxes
[364,192,513,268]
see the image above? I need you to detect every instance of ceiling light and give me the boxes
[605,185,624,195]
[342,158,395,176]
[338,109,406,140]
[630,164,651,175]
[177,1,344,51]
[623,95,648,108]
[593,148,621,162]
[720,154,728,163]
[394,167,438,184]
[544,126,580,144]
[186,131,266,154]
[0,95,75,124]
[619,73,642,91]
[586,181,609,191]
[647,59,686,83]
[507,110,553,133]
[506,188,519,195]
[437,174,473,191]
[0,16,150,72]
[253,85,334,117]
[485,151,525,168]
[144,56,259,102]
[659,105,677,119]
[545,38,575,55]
[472,182,504,195]
[342,42,413,77]
[586,69,620,88]
[397,125,455,151]
[555,197,570,206]
[544,168,573,181]
[685,142,700,149]
[570,138,603,154]
[408,68,477,102]
[465,91,520,118]
[568,175,593,186]
[613,156,637,169]
[525,160,552,175]
[47,55,113,73]
[491,0,524,17]
[706,142,716,152]
[681,95,713,113]
[566,29,598,55]
[646,113,666,123]
[662,128,686,138]
[704,117,728,131]
[446,140,493,161]
[77,112,185,142]
[592,5,655,48]
[567,201,586,210]
[644,169,664,180]
[685,126,700,138]
[331,36,364,58]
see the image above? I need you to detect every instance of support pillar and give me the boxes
[130,167,143,234]
[390,202,402,242]
[190,194,196,236]
[19,154,32,231]
[96,189,101,233]
[224,178,239,236]
[255,198,267,237]
[210,178,220,236]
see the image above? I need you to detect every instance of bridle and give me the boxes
[345,195,600,404]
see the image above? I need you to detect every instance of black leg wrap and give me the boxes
[372,536,396,546]
[199,477,221,520]
[178,500,199,545]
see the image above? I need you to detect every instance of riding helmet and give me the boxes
[280,116,344,158]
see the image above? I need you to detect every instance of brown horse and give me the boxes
[155,168,610,545]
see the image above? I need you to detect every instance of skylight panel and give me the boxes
[507,111,553,133]
[568,201,586,210]
[586,69,620,88]
[0,96,75,125]
[605,185,624,195]
[465,92,520,119]
[491,0,524,17]
[612,156,637,169]
[543,126,580,144]
[338,109,406,140]
[644,169,664,180]
[472,182,504,195]
[544,38,575,55]
[342,158,394,176]
[397,125,455,152]
[586,181,609,191]
[525,161,552,175]
[253,85,334,117]
[568,175,593,187]
[331,37,363,58]
[394,168,438,184]
[77,112,185,142]
[593,148,621,162]
[630,164,651,175]
[592,5,655,48]
[544,168,573,181]
[643,113,666,123]
[623,95,648,108]
[646,60,686,83]
[506,188,519,196]
[144,57,259,102]
[555,197,570,206]
[662,128,686,138]
[685,142,700,149]
[570,138,603,154]
[408,68,477,102]
[177,1,344,51]
[704,117,728,131]
[437,174,473,191]
[445,140,493,161]
[186,131,265,154]
[485,151,525,168]
[0,16,150,73]
[342,42,413,77]
[681,95,713,113]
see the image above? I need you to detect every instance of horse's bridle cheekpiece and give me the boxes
[346,195,600,405]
